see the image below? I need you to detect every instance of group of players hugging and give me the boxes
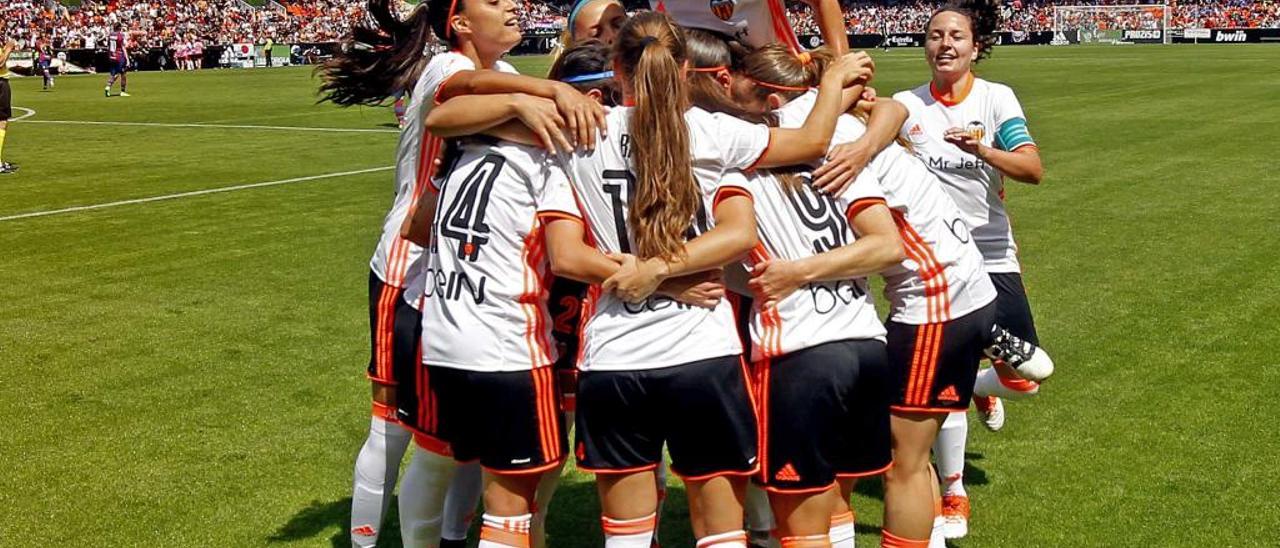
[319,0,1053,546]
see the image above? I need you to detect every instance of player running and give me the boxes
[540,13,870,548]
[0,38,16,174]
[321,0,606,545]
[36,39,54,91]
[105,26,132,97]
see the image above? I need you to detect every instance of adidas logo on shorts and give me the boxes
[939,385,960,403]
[775,463,801,482]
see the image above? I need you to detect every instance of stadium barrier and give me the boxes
[1170,27,1280,43]
[797,30,1081,49]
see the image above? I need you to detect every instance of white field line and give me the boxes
[16,119,399,133]
[0,166,393,222]
[11,107,37,121]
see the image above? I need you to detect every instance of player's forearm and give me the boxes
[857,98,908,153]
[980,146,1043,184]
[813,0,848,55]
[437,70,563,104]
[426,93,521,137]
[546,229,620,285]
[793,233,905,282]
[760,78,863,168]
[659,201,757,279]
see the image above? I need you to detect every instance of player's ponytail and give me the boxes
[933,0,1000,62]
[615,12,699,261]
[318,0,460,106]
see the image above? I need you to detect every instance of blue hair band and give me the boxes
[562,70,614,83]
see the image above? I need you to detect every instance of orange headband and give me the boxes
[688,65,728,73]
[748,77,809,93]
[444,0,461,39]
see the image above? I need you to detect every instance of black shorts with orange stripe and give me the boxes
[574,355,758,480]
[426,365,566,473]
[756,339,892,493]
[367,271,424,424]
[886,301,997,413]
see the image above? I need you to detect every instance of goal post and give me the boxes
[1053,2,1170,44]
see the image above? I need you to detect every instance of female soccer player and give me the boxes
[731,42,1032,548]
[539,13,869,548]
[320,0,603,544]
[886,1,1047,538]
[36,39,54,90]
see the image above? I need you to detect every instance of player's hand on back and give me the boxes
[603,253,668,304]
[512,94,573,154]
[827,51,876,88]
[551,82,608,152]
[658,269,726,309]
[747,259,806,309]
[812,138,873,195]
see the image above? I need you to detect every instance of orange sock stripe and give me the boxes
[480,524,530,547]
[780,534,831,547]
[830,511,855,527]
[696,530,749,547]
[880,530,930,548]
[601,513,657,536]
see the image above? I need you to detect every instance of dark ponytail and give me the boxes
[317,0,461,106]
[549,41,621,107]
[932,0,1000,62]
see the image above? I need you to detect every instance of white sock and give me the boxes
[530,459,567,548]
[696,529,748,547]
[602,513,656,548]
[350,415,411,547]
[973,366,1040,400]
[928,515,946,548]
[399,443,459,548]
[744,482,775,534]
[829,511,855,548]
[933,411,968,498]
[441,461,482,542]
[479,513,532,547]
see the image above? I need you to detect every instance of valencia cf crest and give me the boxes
[709,0,736,21]
[965,121,986,141]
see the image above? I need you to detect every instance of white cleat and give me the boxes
[984,325,1054,382]
[941,495,970,539]
[973,395,1005,432]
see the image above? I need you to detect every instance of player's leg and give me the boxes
[440,462,482,547]
[119,68,129,97]
[577,369,664,547]
[0,80,11,173]
[471,368,566,548]
[529,458,566,548]
[351,273,412,547]
[882,412,945,546]
[399,435,460,548]
[826,339,896,548]
[744,484,775,547]
[931,413,969,540]
[665,357,758,546]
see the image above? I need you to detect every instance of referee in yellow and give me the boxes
[0,38,18,174]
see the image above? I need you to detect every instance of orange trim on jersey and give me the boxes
[836,461,893,478]
[713,186,753,209]
[764,0,804,52]
[845,197,888,221]
[479,524,531,547]
[745,133,774,172]
[536,211,583,224]
[929,72,975,108]
[577,462,659,474]
[891,211,951,323]
[763,481,839,495]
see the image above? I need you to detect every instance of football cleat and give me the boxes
[984,325,1054,382]
[0,162,19,174]
[941,494,970,539]
[104,86,111,97]
[973,395,1005,431]
[120,92,132,97]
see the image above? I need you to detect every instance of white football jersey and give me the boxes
[554,106,771,371]
[778,92,997,325]
[651,0,801,49]
[735,170,887,362]
[374,52,518,306]
[418,139,578,372]
[893,75,1038,274]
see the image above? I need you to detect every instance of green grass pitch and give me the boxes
[2,44,1278,546]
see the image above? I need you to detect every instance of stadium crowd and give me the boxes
[3,0,1279,51]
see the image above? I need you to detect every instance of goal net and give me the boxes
[1053,3,1170,44]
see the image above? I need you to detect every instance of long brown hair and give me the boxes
[684,28,766,123]
[738,44,834,105]
[615,12,698,261]
[317,0,459,106]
